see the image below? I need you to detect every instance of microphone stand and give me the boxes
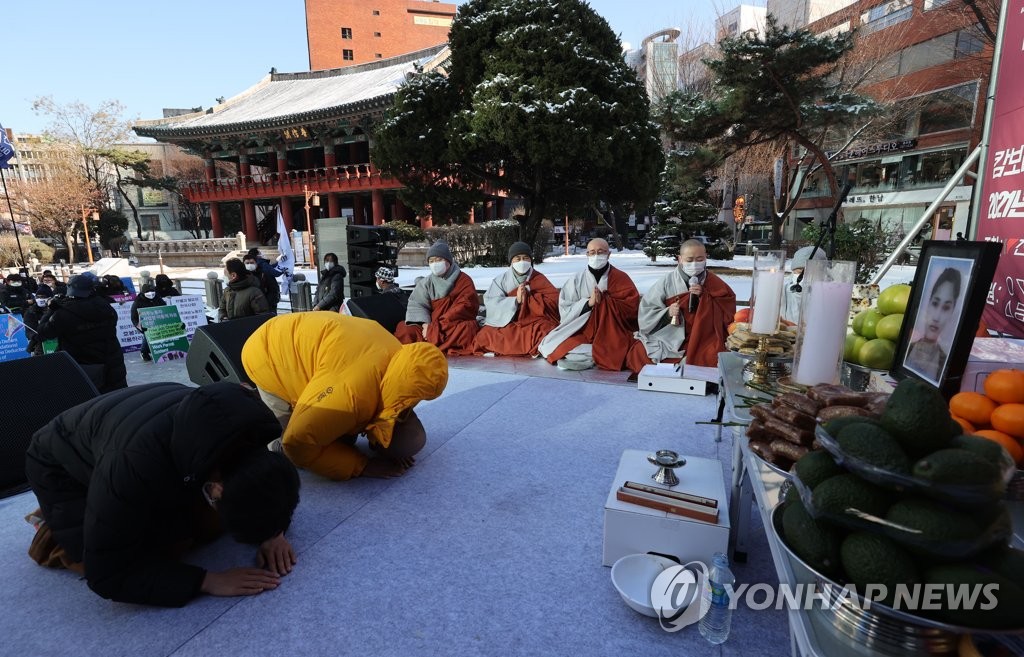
[791,181,852,293]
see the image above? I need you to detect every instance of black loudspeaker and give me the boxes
[186,314,273,387]
[346,293,409,334]
[0,352,99,498]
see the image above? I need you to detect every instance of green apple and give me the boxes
[878,284,912,316]
[875,313,904,342]
[858,338,896,371]
[858,309,884,339]
[844,333,869,363]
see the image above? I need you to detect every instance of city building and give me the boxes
[628,28,681,105]
[768,0,992,242]
[716,3,768,40]
[109,142,199,241]
[306,0,456,70]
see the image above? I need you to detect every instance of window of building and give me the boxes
[372,9,380,15]
[343,49,354,61]
[374,31,382,37]
[375,53,383,59]
[924,0,954,9]
[917,82,978,135]
[141,214,161,232]
[900,147,969,188]
[860,0,912,35]
[341,27,352,39]
[899,33,955,76]
[955,29,984,59]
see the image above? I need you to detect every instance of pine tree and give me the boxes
[373,0,663,247]
[648,148,732,260]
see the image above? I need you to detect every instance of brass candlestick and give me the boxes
[749,335,773,385]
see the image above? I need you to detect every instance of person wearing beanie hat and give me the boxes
[472,241,560,356]
[36,273,126,392]
[130,283,167,361]
[393,241,480,353]
[242,313,449,480]
[1,272,31,313]
[781,246,827,323]
[374,266,402,294]
[625,239,736,375]
[537,238,641,371]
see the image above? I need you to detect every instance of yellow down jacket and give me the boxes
[241,313,448,480]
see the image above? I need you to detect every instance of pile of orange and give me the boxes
[949,368,1024,466]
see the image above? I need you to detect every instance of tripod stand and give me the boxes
[791,181,852,293]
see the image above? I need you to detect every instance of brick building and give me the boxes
[306,0,456,70]
[768,0,993,242]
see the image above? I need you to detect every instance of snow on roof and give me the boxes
[134,45,448,139]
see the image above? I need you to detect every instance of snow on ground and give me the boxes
[80,249,919,303]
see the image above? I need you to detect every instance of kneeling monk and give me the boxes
[537,239,640,371]
[473,241,559,357]
[626,239,736,372]
[394,241,479,354]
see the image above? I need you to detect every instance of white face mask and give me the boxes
[681,261,706,277]
[36,299,48,307]
[9,282,21,287]
[324,262,335,271]
[376,281,386,291]
[511,260,532,275]
[144,291,157,299]
[429,261,448,276]
[587,254,609,269]
[245,263,257,272]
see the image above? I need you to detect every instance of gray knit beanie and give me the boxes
[427,241,453,263]
[508,241,532,263]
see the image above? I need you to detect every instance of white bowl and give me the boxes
[610,553,680,618]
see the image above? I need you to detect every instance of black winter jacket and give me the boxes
[130,294,166,327]
[25,382,282,607]
[314,265,347,311]
[36,294,126,393]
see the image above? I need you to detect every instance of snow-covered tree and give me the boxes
[651,147,731,259]
[373,0,664,247]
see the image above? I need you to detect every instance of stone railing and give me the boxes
[133,233,247,267]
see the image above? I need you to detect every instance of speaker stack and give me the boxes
[185,313,273,387]
[341,226,399,299]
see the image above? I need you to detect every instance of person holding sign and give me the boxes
[131,283,166,362]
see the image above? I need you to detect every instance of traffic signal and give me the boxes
[344,226,398,298]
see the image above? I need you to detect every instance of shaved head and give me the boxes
[680,239,706,253]
[587,238,609,252]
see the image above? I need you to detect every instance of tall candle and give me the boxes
[794,281,854,385]
[750,270,784,334]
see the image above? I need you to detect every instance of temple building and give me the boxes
[134,46,477,241]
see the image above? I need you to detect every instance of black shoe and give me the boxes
[142,353,152,362]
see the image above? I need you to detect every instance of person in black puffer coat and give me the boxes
[35,273,127,393]
[23,285,54,356]
[154,274,180,298]
[24,382,301,607]
[1,272,31,313]
[130,282,165,361]
[313,252,346,311]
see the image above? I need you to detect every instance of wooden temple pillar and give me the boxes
[371,189,385,226]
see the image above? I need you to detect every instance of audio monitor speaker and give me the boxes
[186,314,273,387]
[346,293,409,334]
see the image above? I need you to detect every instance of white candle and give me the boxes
[750,270,784,334]
[795,281,854,385]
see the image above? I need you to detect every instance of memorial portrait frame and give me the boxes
[890,240,1001,398]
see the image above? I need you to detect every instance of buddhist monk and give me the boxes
[393,241,480,354]
[537,238,640,371]
[473,241,560,357]
[626,239,736,373]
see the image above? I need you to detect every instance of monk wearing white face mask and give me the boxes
[537,238,640,371]
[393,241,479,354]
[626,239,736,373]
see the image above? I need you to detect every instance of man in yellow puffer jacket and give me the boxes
[241,313,448,480]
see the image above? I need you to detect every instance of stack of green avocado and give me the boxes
[779,378,1024,630]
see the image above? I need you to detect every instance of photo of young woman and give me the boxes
[903,257,974,386]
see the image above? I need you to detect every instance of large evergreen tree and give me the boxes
[373,0,663,247]
[648,147,731,260]
[659,16,879,245]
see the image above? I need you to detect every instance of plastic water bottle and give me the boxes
[699,551,735,645]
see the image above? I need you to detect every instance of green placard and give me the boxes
[137,305,189,363]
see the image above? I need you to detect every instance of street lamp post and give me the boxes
[80,206,99,264]
[303,185,320,267]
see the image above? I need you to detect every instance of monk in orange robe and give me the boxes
[537,239,640,371]
[626,239,736,373]
[473,241,560,357]
[394,241,480,354]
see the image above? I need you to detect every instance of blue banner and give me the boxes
[0,122,15,169]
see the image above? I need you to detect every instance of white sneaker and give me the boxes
[556,358,593,371]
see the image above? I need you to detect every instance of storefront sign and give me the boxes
[829,139,917,162]
[976,1,1024,337]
